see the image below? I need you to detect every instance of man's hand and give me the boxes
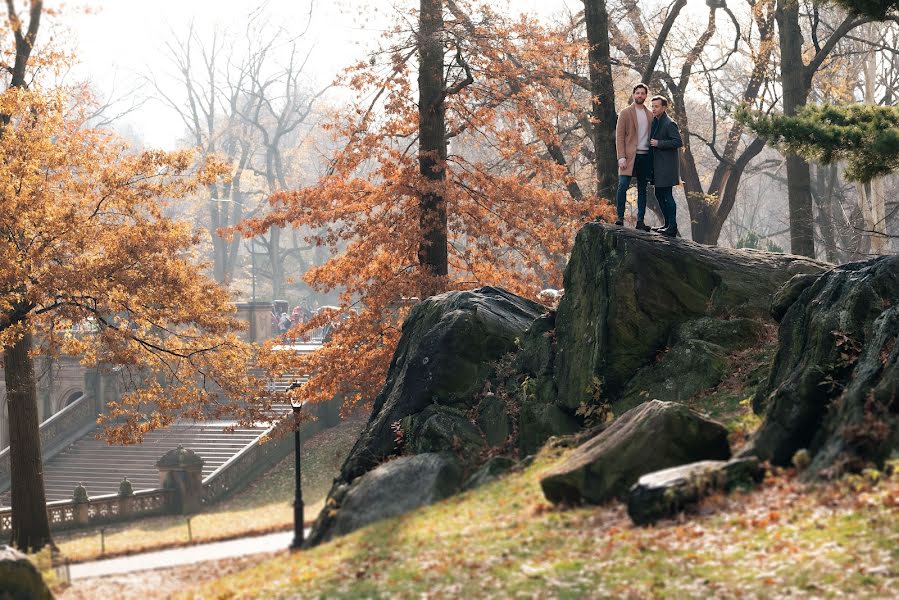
[650,139,659,147]
[618,157,627,168]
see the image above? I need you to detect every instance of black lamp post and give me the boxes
[287,381,304,550]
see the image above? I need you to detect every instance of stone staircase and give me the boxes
[0,421,276,506]
[0,342,321,508]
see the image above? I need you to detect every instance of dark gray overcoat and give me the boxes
[650,112,683,187]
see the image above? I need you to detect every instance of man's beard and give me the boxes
[635,98,645,104]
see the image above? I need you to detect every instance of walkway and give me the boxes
[69,529,309,580]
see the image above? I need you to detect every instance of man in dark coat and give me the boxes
[649,95,683,237]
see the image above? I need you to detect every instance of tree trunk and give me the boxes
[776,0,815,258]
[269,225,285,300]
[417,0,449,291]
[583,0,619,201]
[3,330,53,551]
[812,163,840,263]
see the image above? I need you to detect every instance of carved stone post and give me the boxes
[117,476,134,518]
[72,482,89,526]
[156,445,205,515]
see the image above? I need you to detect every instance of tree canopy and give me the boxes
[739,104,899,183]
[834,0,899,18]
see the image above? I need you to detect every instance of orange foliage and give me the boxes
[245,1,615,410]
[0,86,265,443]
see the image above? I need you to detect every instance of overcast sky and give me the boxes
[64,0,580,149]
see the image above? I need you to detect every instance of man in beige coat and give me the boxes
[614,83,654,230]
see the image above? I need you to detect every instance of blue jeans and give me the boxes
[655,186,677,228]
[615,153,651,222]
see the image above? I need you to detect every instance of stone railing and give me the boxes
[201,431,291,506]
[0,393,97,490]
[0,488,174,536]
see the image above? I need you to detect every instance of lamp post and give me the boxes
[287,381,304,550]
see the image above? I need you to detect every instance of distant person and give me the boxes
[278,312,292,334]
[615,83,653,231]
[648,94,683,238]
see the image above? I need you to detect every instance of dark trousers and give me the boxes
[615,153,651,222]
[655,186,677,228]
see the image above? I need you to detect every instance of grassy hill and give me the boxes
[181,443,898,599]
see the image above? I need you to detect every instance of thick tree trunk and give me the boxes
[417,0,449,291]
[583,0,619,201]
[776,0,815,258]
[3,330,53,551]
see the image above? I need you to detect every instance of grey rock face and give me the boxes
[328,453,463,541]
[540,400,730,505]
[306,287,546,547]
[462,456,516,492]
[552,224,828,410]
[745,256,899,475]
[627,457,764,525]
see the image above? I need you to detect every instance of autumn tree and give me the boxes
[1,5,262,551]
[245,0,612,409]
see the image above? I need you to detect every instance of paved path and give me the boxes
[69,529,308,580]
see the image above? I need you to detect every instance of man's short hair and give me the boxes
[632,83,649,94]
[650,95,670,107]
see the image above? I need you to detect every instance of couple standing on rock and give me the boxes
[614,82,683,238]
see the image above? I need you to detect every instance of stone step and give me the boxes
[0,417,277,507]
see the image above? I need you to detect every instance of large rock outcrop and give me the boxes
[305,286,548,546]
[744,256,899,475]
[305,225,842,547]
[539,400,731,505]
[549,224,828,410]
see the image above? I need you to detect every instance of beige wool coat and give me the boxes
[615,102,654,177]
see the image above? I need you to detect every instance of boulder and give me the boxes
[669,317,766,351]
[551,223,828,410]
[745,256,899,475]
[327,453,463,541]
[462,456,516,491]
[518,399,580,456]
[618,339,728,411]
[627,457,764,525]
[335,286,544,483]
[405,404,485,462]
[0,545,54,600]
[306,287,545,546]
[540,400,730,505]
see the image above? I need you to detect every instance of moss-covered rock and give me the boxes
[618,339,729,411]
[306,287,545,547]
[406,404,485,463]
[670,317,765,351]
[744,256,899,475]
[518,398,581,456]
[552,224,827,410]
[539,400,730,505]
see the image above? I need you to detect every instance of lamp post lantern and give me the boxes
[287,380,304,550]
